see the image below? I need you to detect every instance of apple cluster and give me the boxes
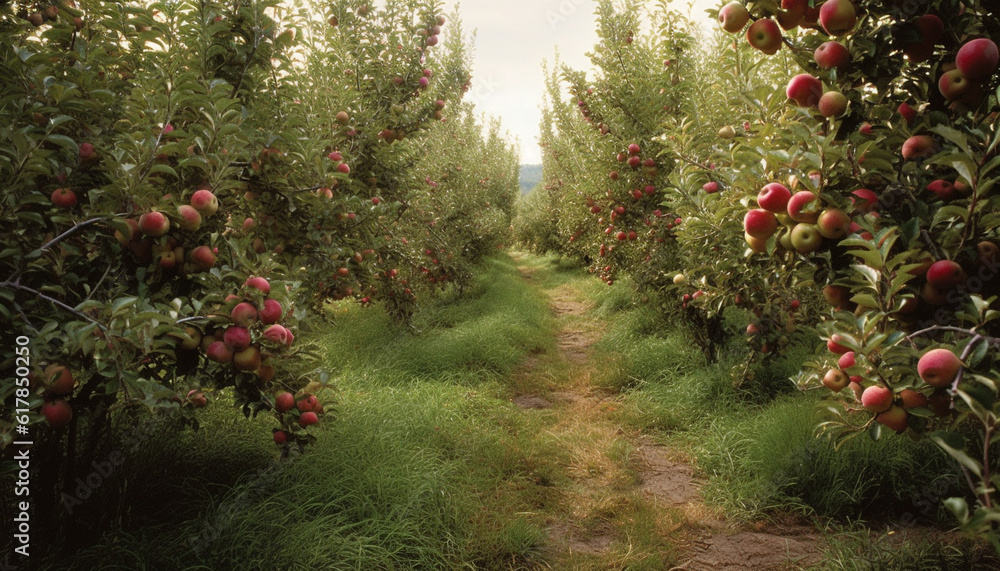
[200,276,292,384]
[115,188,220,275]
[743,182,855,255]
[271,386,326,446]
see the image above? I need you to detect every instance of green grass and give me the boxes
[44,253,566,570]
[579,278,970,528]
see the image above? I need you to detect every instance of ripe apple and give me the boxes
[918,348,962,387]
[275,392,295,413]
[138,211,170,237]
[627,143,641,155]
[758,183,792,213]
[187,390,208,407]
[926,179,957,201]
[189,245,216,271]
[260,299,283,324]
[41,399,73,428]
[190,189,219,217]
[790,223,824,253]
[827,333,851,354]
[44,364,75,396]
[718,1,750,33]
[926,259,964,289]
[233,345,262,371]
[747,19,782,55]
[875,406,908,433]
[787,191,821,223]
[176,205,202,231]
[245,276,271,295]
[823,368,850,391]
[938,69,973,101]
[78,142,97,162]
[745,232,768,253]
[627,156,641,168]
[861,385,893,413]
[298,411,319,427]
[897,102,917,125]
[816,208,851,239]
[819,0,856,36]
[786,74,823,107]
[337,163,351,174]
[777,0,807,29]
[703,181,720,193]
[814,41,850,70]
[263,324,292,346]
[231,302,258,327]
[273,430,288,444]
[50,188,78,208]
[955,38,999,80]
[818,91,848,117]
[205,341,233,363]
[838,351,856,370]
[899,389,929,409]
[901,135,936,161]
[336,110,350,124]
[223,326,252,351]
[297,394,318,412]
[744,209,778,239]
[850,188,878,213]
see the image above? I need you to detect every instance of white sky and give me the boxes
[442,0,722,164]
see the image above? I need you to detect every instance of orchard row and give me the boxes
[516,0,999,542]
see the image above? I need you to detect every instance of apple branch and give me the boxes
[38,217,109,254]
[0,281,108,332]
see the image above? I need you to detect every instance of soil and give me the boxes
[511,259,825,569]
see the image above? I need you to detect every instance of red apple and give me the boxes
[41,399,73,428]
[44,364,75,396]
[189,245,216,271]
[814,41,850,70]
[901,135,936,161]
[744,209,778,239]
[223,326,251,351]
[897,102,917,125]
[275,392,295,413]
[747,19,782,55]
[926,179,956,201]
[827,334,851,354]
[78,142,97,162]
[955,38,999,80]
[176,205,202,231]
[818,91,848,117]
[819,0,856,36]
[231,302,258,327]
[703,181,720,193]
[926,259,964,289]
[298,411,319,427]
[787,191,821,223]
[938,69,973,101]
[757,183,792,213]
[918,348,962,387]
[297,395,318,412]
[823,368,850,391]
[786,74,823,107]
[189,189,219,217]
[876,405,908,432]
[777,0,807,29]
[718,1,750,33]
[850,188,878,213]
[337,163,351,174]
[260,299,283,324]
[861,385,893,413]
[245,276,271,295]
[263,324,292,346]
[50,188,78,208]
[899,389,929,410]
[273,430,288,444]
[838,351,856,370]
[816,208,851,239]
[205,340,233,363]
[138,211,170,237]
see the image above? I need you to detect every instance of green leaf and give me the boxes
[930,430,982,478]
[943,497,970,524]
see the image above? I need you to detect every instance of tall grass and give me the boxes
[42,254,563,570]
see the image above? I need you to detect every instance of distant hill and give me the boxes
[519,164,542,193]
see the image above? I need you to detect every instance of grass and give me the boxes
[43,253,566,570]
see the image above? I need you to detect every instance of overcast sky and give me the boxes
[441,0,722,164]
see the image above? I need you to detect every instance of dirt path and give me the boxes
[510,258,824,570]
